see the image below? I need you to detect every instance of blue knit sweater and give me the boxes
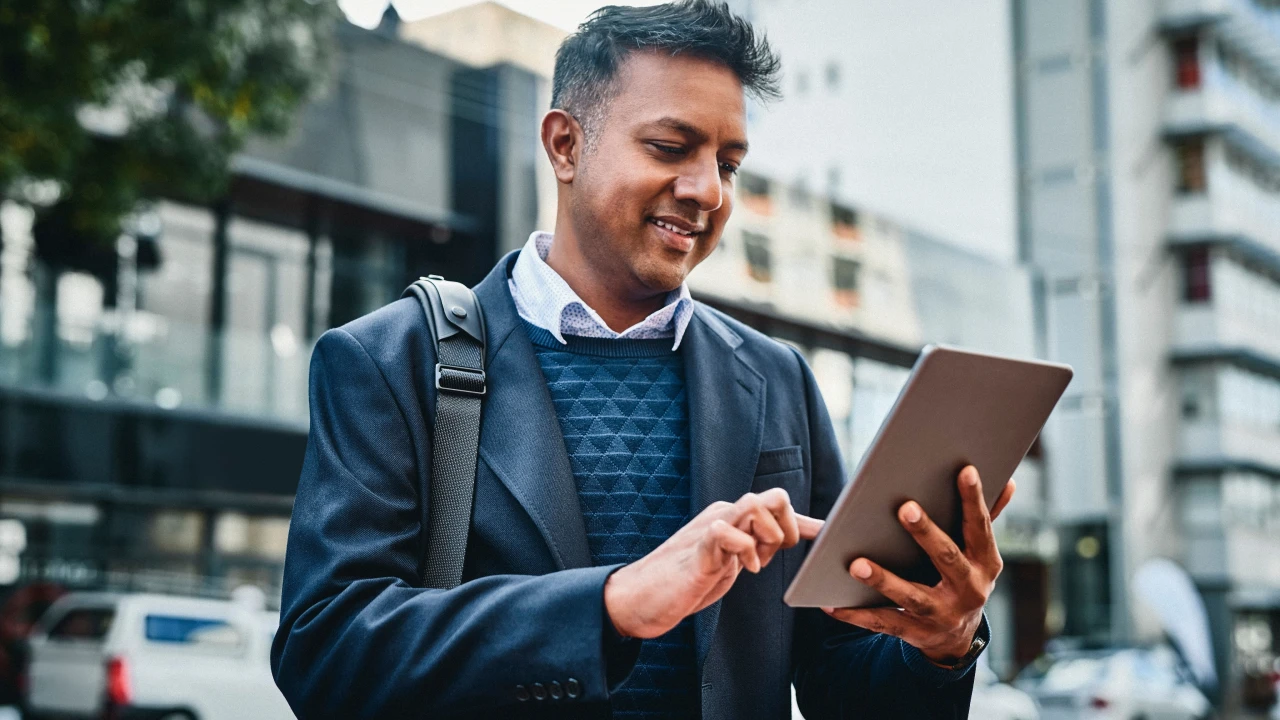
[525,321,699,719]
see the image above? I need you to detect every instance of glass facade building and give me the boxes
[0,20,541,607]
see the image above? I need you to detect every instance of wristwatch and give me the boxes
[937,634,987,670]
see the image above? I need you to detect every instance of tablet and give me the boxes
[784,344,1072,609]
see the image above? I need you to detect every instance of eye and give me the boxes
[650,142,685,156]
[720,162,739,176]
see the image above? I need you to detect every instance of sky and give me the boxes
[338,0,1017,261]
[339,0,663,31]
[738,0,1017,261]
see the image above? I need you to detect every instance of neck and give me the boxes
[543,230,668,333]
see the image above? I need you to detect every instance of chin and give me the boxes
[633,259,691,294]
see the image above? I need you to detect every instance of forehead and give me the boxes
[607,50,747,141]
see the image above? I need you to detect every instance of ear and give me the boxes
[541,109,582,184]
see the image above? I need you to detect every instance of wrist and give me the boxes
[921,643,970,667]
[603,565,638,638]
[920,621,986,667]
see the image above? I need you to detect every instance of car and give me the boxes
[970,657,1040,720]
[1014,645,1213,720]
[24,590,293,720]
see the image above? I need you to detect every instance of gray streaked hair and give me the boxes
[551,0,781,150]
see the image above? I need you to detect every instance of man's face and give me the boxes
[570,51,748,296]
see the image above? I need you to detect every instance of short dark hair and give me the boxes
[551,0,781,148]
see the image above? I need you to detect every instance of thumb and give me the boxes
[796,514,824,540]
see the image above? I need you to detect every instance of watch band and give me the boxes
[940,633,987,670]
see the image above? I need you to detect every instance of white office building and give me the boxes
[1012,0,1280,707]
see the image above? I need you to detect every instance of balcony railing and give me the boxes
[1177,303,1280,363]
[1166,62,1280,167]
[0,305,313,427]
[1162,0,1280,82]
[1179,417,1280,470]
[1169,158,1280,257]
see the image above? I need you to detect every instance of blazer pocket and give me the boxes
[753,445,803,478]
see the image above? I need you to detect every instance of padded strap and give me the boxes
[402,276,486,590]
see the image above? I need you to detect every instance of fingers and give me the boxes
[821,606,911,640]
[757,488,801,549]
[957,466,997,564]
[898,500,973,586]
[848,558,936,618]
[704,518,761,573]
[731,493,785,565]
[725,488,809,568]
[796,514,824,540]
[989,479,1016,522]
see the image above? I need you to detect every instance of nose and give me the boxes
[672,155,723,213]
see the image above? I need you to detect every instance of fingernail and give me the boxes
[851,559,872,579]
[965,469,979,486]
[821,607,834,614]
[902,502,921,523]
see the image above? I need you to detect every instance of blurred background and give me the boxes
[0,0,1278,718]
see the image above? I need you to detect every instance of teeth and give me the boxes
[653,219,695,236]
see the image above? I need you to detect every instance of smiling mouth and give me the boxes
[648,218,699,237]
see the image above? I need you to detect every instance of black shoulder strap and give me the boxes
[401,274,486,590]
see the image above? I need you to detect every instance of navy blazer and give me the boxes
[272,252,980,719]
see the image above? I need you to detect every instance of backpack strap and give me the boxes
[402,274,486,590]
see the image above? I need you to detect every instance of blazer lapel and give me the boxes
[682,307,767,672]
[472,254,593,570]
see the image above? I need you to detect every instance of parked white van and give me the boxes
[25,591,293,720]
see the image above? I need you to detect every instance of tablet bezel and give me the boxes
[783,344,1072,609]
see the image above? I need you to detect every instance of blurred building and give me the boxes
[399,1,567,243]
[0,13,541,605]
[1012,0,1280,705]
[690,170,1050,679]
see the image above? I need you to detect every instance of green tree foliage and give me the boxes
[0,0,339,272]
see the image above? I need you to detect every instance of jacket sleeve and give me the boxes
[787,348,981,719]
[270,328,637,719]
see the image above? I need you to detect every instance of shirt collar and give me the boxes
[508,231,694,350]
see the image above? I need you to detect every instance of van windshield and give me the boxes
[47,608,115,642]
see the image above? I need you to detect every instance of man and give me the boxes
[271,2,1015,718]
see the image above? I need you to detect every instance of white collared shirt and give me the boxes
[507,231,695,350]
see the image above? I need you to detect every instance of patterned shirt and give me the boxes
[508,231,695,350]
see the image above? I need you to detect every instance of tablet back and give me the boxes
[784,345,1072,608]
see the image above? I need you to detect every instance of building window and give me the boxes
[832,256,861,308]
[739,172,773,215]
[832,203,859,240]
[1175,140,1207,194]
[742,231,771,282]
[789,179,811,208]
[1173,36,1201,89]
[1183,247,1212,303]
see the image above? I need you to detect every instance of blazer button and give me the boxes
[532,682,547,700]
[549,681,563,699]
[565,678,581,698]
[515,685,530,702]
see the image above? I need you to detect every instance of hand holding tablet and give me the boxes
[783,345,1072,664]
[825,464,1015,664]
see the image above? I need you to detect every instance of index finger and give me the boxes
[796,514,824,540]
[756,488,801,549]
[958,466,996,563]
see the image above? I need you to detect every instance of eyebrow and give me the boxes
[646,116,749,154]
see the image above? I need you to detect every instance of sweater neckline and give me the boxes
[521,320,680,358]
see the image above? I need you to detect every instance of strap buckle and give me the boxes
[435,363,486,396]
